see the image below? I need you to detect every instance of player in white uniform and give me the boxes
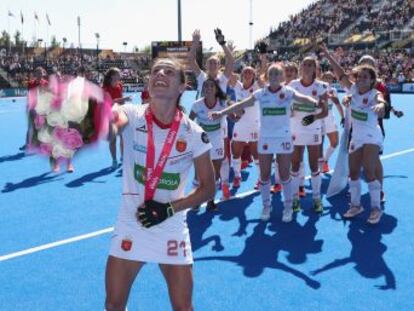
[211,63,319,223]
[289,57,329,213]
[190,78,228,211]
[188,29,234,197]
[230,66,261,189]
[320,71,345,173]
[105,58,215,311]
[322,44,386,224]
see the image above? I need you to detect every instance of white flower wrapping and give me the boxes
[52,142,75,159]
[34,77,95,159]
[34,90,54,115]
[46,111,68,128]
[60,77,89,124]
[37,127,54,144]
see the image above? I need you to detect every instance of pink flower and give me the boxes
[53,127,84,150]
[39,143,53,155]
[34,114,46,129]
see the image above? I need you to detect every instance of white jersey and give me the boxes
[253,85,296,138]
[191,98,227,140]
[197,71,229,94]
[118,104,211,230]
[289,79,328,134]
[349,85,381,136]
[233,81,260,126]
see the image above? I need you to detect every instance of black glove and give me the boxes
[302,115,315,126]
[137,200,175,228]
[214,28,226,46]
[255,41,268,54]
[340,117,345,128]
[393,110,403,118]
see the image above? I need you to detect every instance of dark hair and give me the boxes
[301,56,318,80]
[354,64,378,89]
[103,67,120,88]
[151,58,187,110]
[202,78,227,101]
[285,62,298,74]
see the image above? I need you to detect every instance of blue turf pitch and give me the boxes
[0,93,413,310]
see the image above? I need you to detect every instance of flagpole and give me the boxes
[21,12,24,56]
[34,14,37,42]
[8,13,11,55]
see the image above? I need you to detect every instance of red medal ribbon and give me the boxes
[144,107,183,201]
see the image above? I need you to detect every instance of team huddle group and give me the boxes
[22,28,397,310]
[187,29,388,225]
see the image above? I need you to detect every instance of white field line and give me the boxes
[1,147,413,262]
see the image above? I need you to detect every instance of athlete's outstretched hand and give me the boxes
[318,42,329,55]
[209,111,222,120]
[137,200,175,228]
[192,29,201,44]
[214,28,226,46]
[372,103,385,117]
[342,95,352,107]
[302,115,315,126]
[255,41,268,54]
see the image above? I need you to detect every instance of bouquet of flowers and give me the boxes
[28,75,112,160]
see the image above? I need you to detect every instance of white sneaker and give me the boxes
[367,207,383,224]
[282,207,293,223]
[260,206,271,221]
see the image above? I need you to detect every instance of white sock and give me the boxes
[232,157,241,178]
[220,158,230,185]
[368,179,381,209]
[318,157,324,171]
[254,159,260,179]
[299,162,305,187]
[311,171,321,199]
[349,179,361,206]
[291,171,300,199]
[281,177,293,209]
[274,161,280,184]
[324,146,336,163]
[260,179,271,207]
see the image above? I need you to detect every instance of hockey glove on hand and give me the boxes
[214,28,226,46]
[302,115,315,126]
[137,200,175,228]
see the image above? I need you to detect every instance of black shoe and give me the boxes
[206,200,218,212]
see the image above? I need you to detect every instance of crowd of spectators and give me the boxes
[0,49,151,88]
[352,0,414,34]
[269,0,373,44]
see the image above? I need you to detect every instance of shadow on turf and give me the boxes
[0,151,31,164]
[1,172,63,193]
[65,166,119,188]
[195,221,321,289]
[188,192,259,253]
[192,191,322,289]
[193,175,397,290]
[317,191,398,290]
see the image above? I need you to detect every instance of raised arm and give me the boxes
[319,43,353,90]
[210,95,256,119]
[331,93,345,120]
[214,29,234,78]
[257,54,268,88]
[292,91,318,106]
[188,29,202,76]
